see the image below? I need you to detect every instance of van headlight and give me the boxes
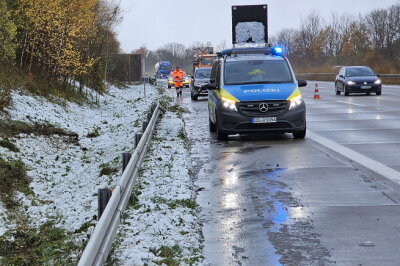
[221,97,237,111]
[289,95,303,110]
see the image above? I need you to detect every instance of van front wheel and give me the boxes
[293,127,306,139]
[216,115,228,140]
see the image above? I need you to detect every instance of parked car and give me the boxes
[190,67,212,101]
[335,66,382,96]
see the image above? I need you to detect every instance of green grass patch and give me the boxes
[0,120,78,141]
[153,197,197,210]
[177,127,189,149]
[0,139,19,152]
[73,221,95,234]
[99,166,118,177]
[0,221,79,265]
[0,158,32,209]
[153,245,182,266]
[0,64,87,108]
[86,126,101,138]
[168,103,184,118]
[0,88,11,111]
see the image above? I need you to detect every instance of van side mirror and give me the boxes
[297,79,307,87]
[206,83,216,90]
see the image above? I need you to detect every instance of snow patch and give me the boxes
[235,22,266,44]
[112,110,203,264]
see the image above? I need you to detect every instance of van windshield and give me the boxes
[224,60,293,85]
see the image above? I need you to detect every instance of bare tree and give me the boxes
[293,11,324,61]
[215,39,227,52]
[274,28,297,57]
[364,9,388,50]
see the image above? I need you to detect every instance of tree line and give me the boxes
[135,41,227,76]
[272,3,400,73]
[139,3,400,76]
[0,0,121,94]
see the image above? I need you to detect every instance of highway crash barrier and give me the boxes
[78,102,162,266]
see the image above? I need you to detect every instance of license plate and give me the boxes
[252,117,277,123]
[361,85,371,89]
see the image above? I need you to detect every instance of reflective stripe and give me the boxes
[287,87,301,100]
[219,88,240,102]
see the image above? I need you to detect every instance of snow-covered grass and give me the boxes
[0,84,163,263]
[0,83,204,264]
[110,102,203,265]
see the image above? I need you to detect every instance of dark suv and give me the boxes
[190,67,212,101]
[335,66,382,96]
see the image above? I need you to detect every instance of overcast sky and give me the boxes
[116,0,399,52]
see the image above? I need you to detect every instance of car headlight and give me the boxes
[374,79,381,84]
[289,95,303,110]
[221,97,237,111]
[346,81,356,85]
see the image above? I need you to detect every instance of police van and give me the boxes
[207,47,307,140]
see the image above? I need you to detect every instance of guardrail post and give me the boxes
[122,153,132,172]
[142,121,148,132]
[98,188,112,220]
[135,133,143,148]
[147,112,152,122]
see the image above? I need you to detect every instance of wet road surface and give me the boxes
[160,80,400,265]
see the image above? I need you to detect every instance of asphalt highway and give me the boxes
[162,80,400,265]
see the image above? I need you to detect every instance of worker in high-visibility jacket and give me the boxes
[171,65,185,97]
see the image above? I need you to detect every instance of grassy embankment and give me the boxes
[0,64,93,264]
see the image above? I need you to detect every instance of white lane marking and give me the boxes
[336,101,366,107]
[307,130,400,185]
[383,85,400,88]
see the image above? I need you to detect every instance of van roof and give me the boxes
[224,54,286,63]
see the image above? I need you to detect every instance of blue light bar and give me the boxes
[272,47,283,56]
[218,46,285,58]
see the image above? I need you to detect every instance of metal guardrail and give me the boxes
[78,102,161,266]
[296,73,400,78]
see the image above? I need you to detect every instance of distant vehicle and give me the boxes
[167,76,173,88]
[190,67,212,101]
[335,66,382,96]
[193,47,217,73]
[168,71,190,88]
[155,61,172,79]
[207,47,307,140]
[183,74,190,88]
